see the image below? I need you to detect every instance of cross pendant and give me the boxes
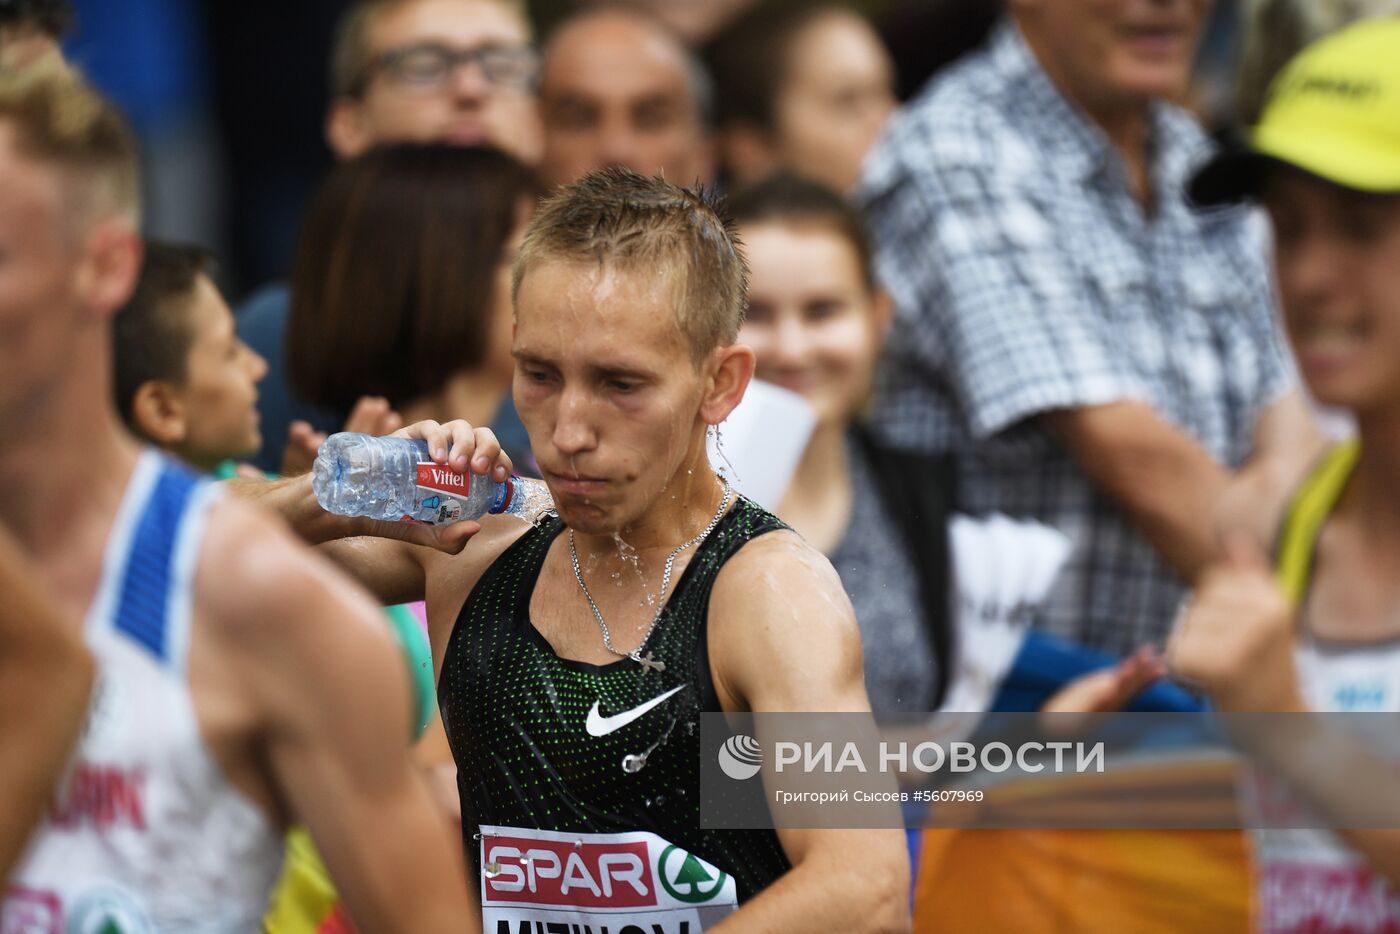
[635,652,666,673]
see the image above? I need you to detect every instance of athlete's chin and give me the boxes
[553,501,621,536]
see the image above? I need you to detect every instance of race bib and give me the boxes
[479,825,738,933]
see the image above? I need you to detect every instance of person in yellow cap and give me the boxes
[1174,15,1400,932]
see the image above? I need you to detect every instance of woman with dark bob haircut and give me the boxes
[286,142,541,471]
[268,143,541,929]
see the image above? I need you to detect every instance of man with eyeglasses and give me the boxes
[238,0,542,475]
[325,0,541,161]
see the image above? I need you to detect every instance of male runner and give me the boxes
[0,67,473,931]
[241,169,912,932]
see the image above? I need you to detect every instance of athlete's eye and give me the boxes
[608,380,639,394]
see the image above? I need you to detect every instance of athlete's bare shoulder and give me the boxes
[715,526,848,607]
[194,495,393,649]
[708,527,867,713]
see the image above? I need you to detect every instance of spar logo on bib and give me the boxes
[483,834,654,908]
[479,826,739,931]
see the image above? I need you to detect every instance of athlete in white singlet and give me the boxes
[0,63,475,934]
[5,454,281,930]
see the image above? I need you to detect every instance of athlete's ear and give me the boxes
[130,379,189,447]
[76,220,141,320]
[699,343,755,427]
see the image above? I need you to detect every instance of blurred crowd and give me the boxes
[5,0,1400,931]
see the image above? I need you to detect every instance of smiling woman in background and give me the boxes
[728,172,949,712]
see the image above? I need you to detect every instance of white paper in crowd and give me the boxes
[937,514,1072,718]
[707,378,816,510]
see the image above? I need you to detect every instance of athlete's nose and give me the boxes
[551,386,598,455]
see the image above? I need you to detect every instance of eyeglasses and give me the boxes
[361,42,539,94]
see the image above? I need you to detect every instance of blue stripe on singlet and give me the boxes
[112,461,201,666]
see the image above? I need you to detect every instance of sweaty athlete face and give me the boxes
[512,258,729,534]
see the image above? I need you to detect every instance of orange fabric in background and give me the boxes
[914,828,1252,933]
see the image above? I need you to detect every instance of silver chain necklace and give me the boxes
[569,478,732,673]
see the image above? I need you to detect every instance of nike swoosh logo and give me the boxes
[585,685,686,737]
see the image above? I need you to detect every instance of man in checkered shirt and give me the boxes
[857,2,1323,657]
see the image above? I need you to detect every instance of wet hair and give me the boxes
[725,171,877,290]
[0,0,74,40]
[512,166,747,364]
[330,0,530,97]
[0,64,139,223]
[112,241,215,428]
[704,1,853,134]
[287,143,541,410]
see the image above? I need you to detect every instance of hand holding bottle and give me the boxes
[314,420,553,537]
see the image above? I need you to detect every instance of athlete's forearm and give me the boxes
[222,474,354,545]
[709,830,910,934]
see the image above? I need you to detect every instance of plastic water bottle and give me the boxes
[312,432,554,526]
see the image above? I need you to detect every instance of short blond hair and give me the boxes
[512,167,747,364]
[330,0,531,97]
[0,63,139,224]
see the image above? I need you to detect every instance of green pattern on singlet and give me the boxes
[438,496,792,902]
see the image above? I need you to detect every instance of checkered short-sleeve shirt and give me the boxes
[857,21,1296,655]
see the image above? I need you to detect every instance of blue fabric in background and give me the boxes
[992,630,1206,713]
[65,0,206,136]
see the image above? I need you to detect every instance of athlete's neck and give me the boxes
[0,365,140,563]
[571,446,729,562]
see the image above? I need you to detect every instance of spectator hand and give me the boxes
[280,396,403,477]
[280,421,325,477]
[343,395,403,437]
[1167,534,1304,712]
[1041,644,1166,715]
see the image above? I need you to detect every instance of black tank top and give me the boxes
[438,496,792,904]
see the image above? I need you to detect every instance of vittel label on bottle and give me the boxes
[414,463,472,525]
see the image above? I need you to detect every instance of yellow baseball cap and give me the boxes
[1190,16,1400,204]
